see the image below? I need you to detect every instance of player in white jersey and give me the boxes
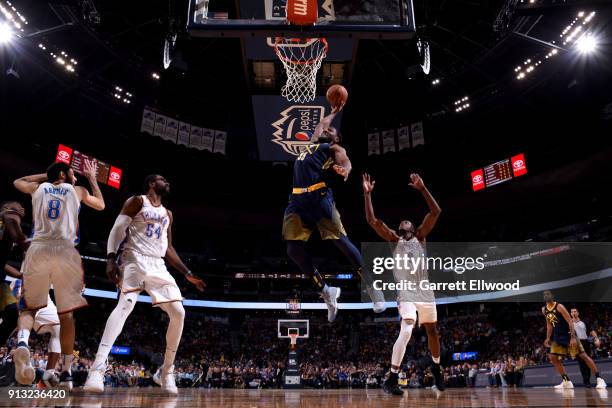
[13,160,105,388]
[6,265,61,387]
[362,173,443,395]
[84,174,205,395]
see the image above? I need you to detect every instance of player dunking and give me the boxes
[84,174,205,395]
[283,101,385,323]
[362,173,445,394]
[13,160,105,389]
[542,290,607,389]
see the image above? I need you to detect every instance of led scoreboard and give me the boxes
[56,144,123,189]
[471,153,527,192]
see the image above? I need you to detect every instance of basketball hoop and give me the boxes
[274,37,328,103]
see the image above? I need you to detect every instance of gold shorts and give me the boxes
[550,341,584,359]
[282,208,346,241]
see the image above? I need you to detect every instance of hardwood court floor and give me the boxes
[0,387,609,407]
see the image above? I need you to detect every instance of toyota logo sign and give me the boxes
[110,172,120,181]
[58,151,70,161]
[473,175,483,183]
[513,160,524,169]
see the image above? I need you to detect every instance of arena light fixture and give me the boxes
[0,21,12,44]
[576,33,598,54]
[152,72,160,80]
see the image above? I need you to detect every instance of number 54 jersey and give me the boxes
[122,195,169,258]
[32,182,80,243]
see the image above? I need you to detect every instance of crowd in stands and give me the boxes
[0,301,609,389]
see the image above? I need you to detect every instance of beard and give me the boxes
[155,186,170,196]
[316,135,333,144]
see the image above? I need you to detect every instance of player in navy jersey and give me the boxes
[282,102,385,322]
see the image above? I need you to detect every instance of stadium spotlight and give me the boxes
[576,33,598,54]
[0,21,13,44]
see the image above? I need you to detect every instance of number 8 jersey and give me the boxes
[122,195,170,258]
[32,182,80,243]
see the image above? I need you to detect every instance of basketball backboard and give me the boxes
[278,319,309,339]
[187,0,416,40]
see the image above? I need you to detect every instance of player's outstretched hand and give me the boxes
[106,257,121,286]
[362,173,375,194]
[544,338,551,348]
[408,173,425,191]
[187,274,206,292]
[83,159,98,180]
[333,165,349,181]
[331,102,345,114]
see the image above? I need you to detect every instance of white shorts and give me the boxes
[398,301,438,324]
[120,251,183,306]
[34,299,60,333]
[21,241,87,314]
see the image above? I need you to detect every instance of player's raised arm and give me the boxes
[75,159,105,211]
[362,173,400,242]
[13,173,48,195]
[164,210,206,292]
[409,174,442,241]
[106,196,143,284]
[311,103,344,143]
[330,144,351,181]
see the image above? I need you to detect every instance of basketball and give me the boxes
[326,85,348,108]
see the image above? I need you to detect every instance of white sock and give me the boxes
[17,329,30,345]
[391,320,413,368]
[159,302,185,371]
[432,356,440,364]
[92,293,136,371]
[62,354,73,375]
[322,284,330,294]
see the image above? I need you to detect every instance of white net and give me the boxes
[274,38,328,103]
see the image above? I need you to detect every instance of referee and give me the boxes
[571,307,600,388]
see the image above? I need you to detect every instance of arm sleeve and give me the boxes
[107,214,132,255]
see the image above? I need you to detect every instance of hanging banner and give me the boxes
[190,126,204,150]
[411,121,425,146]
[381,129,396,153]
[214,131,227,155]
[141,108,155,135]
[202,129,215,152]
[153,114,167,138]
[398,125,410,150]
[163,118,179,142]
[367,132,381,156]
[177,122,191,146]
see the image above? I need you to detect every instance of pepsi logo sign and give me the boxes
[110,172,120,181]
[58,151,70,161]
[473,175,483,183]
[294,132,311,141]
[513,160,524,169]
